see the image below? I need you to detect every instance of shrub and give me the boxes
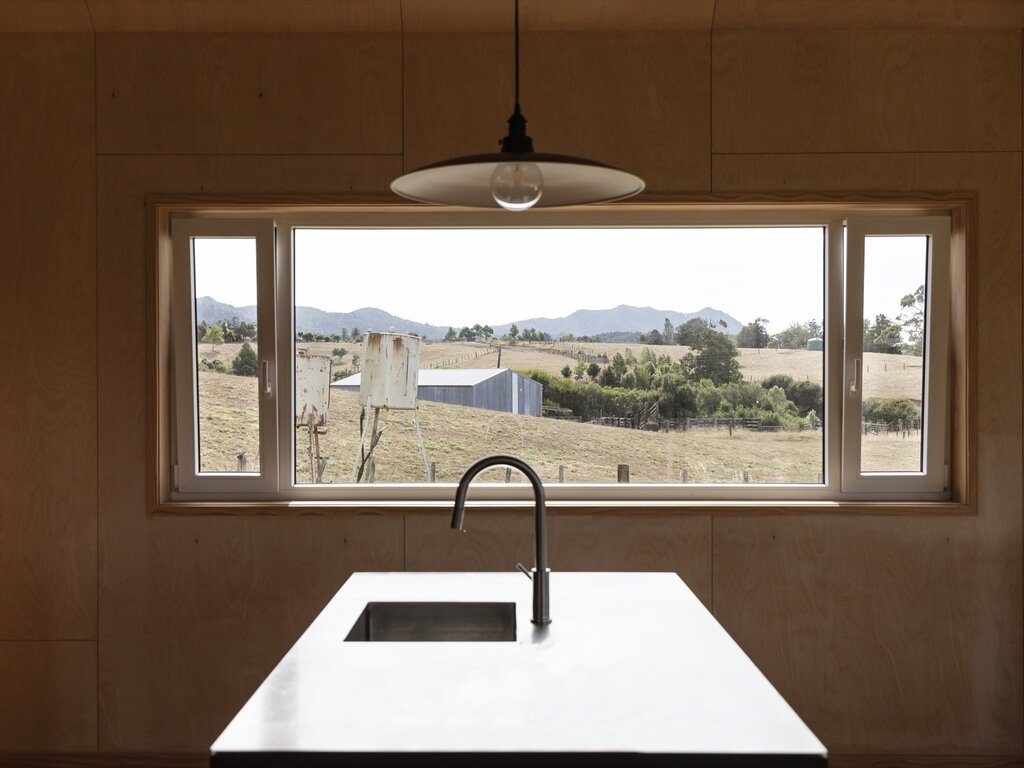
[863,398,920,429]
[231,341,258,377]
[198,357,226,373]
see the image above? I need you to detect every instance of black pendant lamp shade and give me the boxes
[390,1,644,210]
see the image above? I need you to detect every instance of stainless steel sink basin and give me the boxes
[344,601,517,642]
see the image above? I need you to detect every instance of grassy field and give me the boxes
[197,370,920,482]
[201,338,923,401]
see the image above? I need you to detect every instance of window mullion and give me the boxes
[275,222,295,496]
[825,220,845,492]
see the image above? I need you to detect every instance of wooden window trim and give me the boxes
[148,194,976,517]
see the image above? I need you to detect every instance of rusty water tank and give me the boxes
[359,332,421,410]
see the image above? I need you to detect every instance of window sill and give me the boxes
[153,499,974,517]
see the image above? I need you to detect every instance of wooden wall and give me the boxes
[0,1,1021,763]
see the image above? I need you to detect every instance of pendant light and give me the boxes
[391,0,645,210]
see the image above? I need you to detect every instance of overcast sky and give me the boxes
[194,227,926,334]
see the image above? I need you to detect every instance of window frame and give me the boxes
[170,217,279,496]
[159,202,968,510]
[842,216,951,496]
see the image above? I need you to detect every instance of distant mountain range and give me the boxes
[196,297,744,341]
[195,297,449,340]
[490,305,742,339]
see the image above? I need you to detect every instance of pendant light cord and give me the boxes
[514,0,520,109]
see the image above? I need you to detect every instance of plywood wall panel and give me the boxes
[402,32,513,173]
[87,0,400,33]
[711,152,1021,509]
[713,0,1024,29]
[405,513,712,608]
[0,34,96,640]
[712,30,1021,153]
[714,516,1016,753]
[96,33,402,155]
[405,513,535,571]
[0,1,92,30]
[0,641,97,751]
[403,30,710,192]
[713,151,1022,753]
[98,515,402,750]
[551,515,712,607]
[96,154,403,751]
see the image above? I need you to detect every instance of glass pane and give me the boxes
[292,227,824,486]
[192,237,260,474]
[860,235,927,473]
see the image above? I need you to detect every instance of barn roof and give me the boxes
[330,368,514,388]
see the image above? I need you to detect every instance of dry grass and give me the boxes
[196,370,921,484]
[200,339,922,401]
[197,371,261,472]
[293,390,831,485]
[192,335,923,481]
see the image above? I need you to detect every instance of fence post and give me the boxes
[681,469,689,484]
[366,455,376,483]
[429,461,436,483]
[505,467,512,483]
[558,465,565,483]
[236,452,247,472]
[742,469,750,483]
[617,464,630,483]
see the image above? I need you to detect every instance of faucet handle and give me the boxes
[515,562,533,581]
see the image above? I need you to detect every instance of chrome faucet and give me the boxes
[452,455,551,626]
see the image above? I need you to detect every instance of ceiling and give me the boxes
[2,0,1024,33]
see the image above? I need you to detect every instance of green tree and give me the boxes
[899,284,925,356]
[674,318,712,347]
[663,318,674,342]
[611,352,627,376]
[351,327,362,342]
[760,373,795,392]
[865,314,902,354]
[597,365,618,387]
[790,380,823,419]
[863,397,920,429]
[769,320,820,349]
[444,326,457,342]
[507,324,519,342]
[587,362,601,379]
[574,359,587,380]
[482,325,494,340]
[331,347,348,364]
[561,364,572,378]
[737,317,770,349]
[681,330,742,386]
[202,323,224,345]
[231,341,258,376]
[641,329,664,345]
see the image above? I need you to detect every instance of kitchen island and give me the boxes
[211,572,827,767]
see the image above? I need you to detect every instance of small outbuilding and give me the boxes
[331,368,543,417]
[806,337,824,351]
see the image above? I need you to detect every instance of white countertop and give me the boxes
[211,572,826,765]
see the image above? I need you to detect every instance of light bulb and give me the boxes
[491,162,543,211]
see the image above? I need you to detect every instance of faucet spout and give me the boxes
[452,455,550,625]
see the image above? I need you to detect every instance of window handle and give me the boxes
[849,357,862,393]
[261,361,272,396]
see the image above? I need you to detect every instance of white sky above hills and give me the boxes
[195,227,925,334]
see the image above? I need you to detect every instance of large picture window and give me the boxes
[167,207,955,505]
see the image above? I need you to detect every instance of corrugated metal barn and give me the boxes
[331,368,543,417]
